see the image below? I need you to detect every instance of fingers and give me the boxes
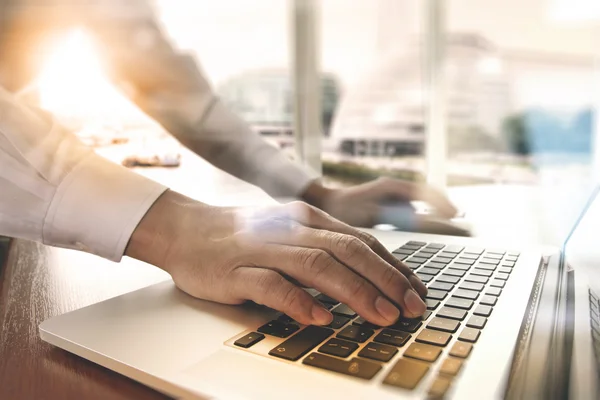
[282,202,428,297]
[252,244,403,326]
[232,267,333,326]
[245,229,426,324]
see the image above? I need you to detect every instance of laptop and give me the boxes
[38,186,600,399]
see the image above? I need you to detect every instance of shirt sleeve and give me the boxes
[89,14,319,198]
[0,87,167,261]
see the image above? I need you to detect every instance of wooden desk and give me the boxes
[0,239,172,400]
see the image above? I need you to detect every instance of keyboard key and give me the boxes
[392,254,407,261]
[393,248,415,256]
[458,327,481,343]
[352,317,379,329]
[416,329,452,346]
[390,317,423,333]
[446,297,474,310]
[431,257,452,265]
[358,342,398,362]
[471,269,493,277]
[426,299,441,310]
[269,325,334,360]
[474,305,493,317]
[404,342,443,362]
[498,267,513,274]
[427,317,460,333]
[406,262,422,270]
[318,338,359,358]
[420,247,439,255]
[496,272,510,281]
[415,251,434,259]
[449,341,473,358]
[428,376,452,398]
[455,258,475,265]
[439,357,464,376]
[420,267,442,276]
[437,274,461,284]
[234,332,265,348]
[505,256,518,262]
[406,241,427,247]
[258,320,300,338]
[400,244,422,251]
[315,293,339,305]
[445,269,466,277]
[327,315,351,329]
[480,295,498,306]
[429,281,454,291]
[464,247,484,255]
[337,325,374,343]
[383,358,430,389]
[277,314,297,324]
[303,353,381,380]
[374,328,411,347]
[507,251,520,257]
[416,273,434,283]
[427,262,448,270]
[427,243,446,249]
[331,304,357,318]
[422,310,433,320]
[408,256,430,264]
[483,253,503,260]
[459,281,485,292]
[437,306,468,321]
[466,316,487,329]
[449,264,471,271]
[475,263,497,271]
[459,253,479,260]
[438,251,458,259]
[486,287,502,296]
[491,279,506,288]
[487,249,506,255]
[426,289,448,301]
[502,261,516,267]
[453,289,479,301]
[465,274,488,284]
[444,245,465,254]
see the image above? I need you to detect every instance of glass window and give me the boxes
[321,0,427,187]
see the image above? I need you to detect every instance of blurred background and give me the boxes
[1,0,599,245]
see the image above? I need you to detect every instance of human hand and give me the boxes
[302,178,468,235]
[126,190,428,327]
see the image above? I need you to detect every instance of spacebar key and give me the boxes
[269,326,334,361]
[303,353,382,380]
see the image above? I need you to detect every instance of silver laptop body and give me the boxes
[39,186,600,399]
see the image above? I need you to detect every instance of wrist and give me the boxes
[125,190,210,273]
[300,180,336,210]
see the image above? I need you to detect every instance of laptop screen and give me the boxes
[563,184,600,395]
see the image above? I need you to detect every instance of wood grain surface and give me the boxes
[0,239,172,400]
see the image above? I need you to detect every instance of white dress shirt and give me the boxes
[0,2,317,261]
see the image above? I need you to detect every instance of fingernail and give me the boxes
[404,289,427,316]
[409,275,428,295]
[375,296,400,323]
[312,306,333,325]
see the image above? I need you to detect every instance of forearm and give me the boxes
[176,99,320,198]
[0,87,167,261]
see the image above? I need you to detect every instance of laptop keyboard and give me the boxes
[588,288,600,380]
[230,241,520,397]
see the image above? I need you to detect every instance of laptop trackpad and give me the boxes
[177,349,373,399]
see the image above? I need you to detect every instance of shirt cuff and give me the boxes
[43,152,168,262]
